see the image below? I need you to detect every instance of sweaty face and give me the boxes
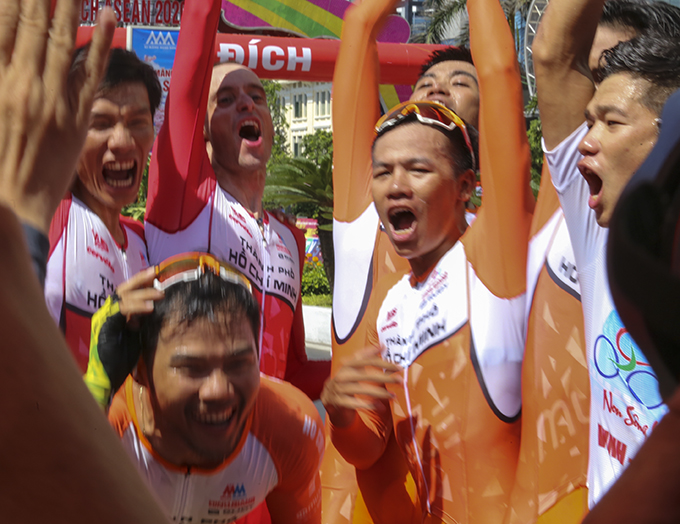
[589,24,636,77]
[577,73,659,227]
[372,123,474,276]
[411,61,480,128]
[149,315,260,468]
[75,82,154,212]
[205,63,274,175]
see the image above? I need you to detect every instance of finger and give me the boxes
[336,383,396,400]
[0,0,20,70]
[334,368,402,385]
[43,0,80,104]
[116,266,158,294]
[13,0,50,76]
[74,6,115,120]
[333,396,386,412]
[346,356,402,373]
[119,287,165,305]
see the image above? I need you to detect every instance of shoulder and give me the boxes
[251,377,324,476]
[48,195,73,257]
[120,215,146,243]
[108,378,136,438]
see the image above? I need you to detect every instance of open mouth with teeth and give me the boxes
[579,165,604,211]
[388,208,417,240]
[103,160,137,189]
[239,120,262,145]
[193,407,237,429]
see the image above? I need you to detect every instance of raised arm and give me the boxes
[463,0,533,298]
[533,0,605,149]
[332,0,399,222]
[145,0,221,231]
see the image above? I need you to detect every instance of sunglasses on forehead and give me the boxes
[375,101,476,169]
[153,252,252,294]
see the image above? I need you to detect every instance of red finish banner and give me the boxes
[76,27,447,85]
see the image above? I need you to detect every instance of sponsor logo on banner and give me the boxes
[131,28,179,132]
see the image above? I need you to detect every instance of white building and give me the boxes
[277,81,333,156]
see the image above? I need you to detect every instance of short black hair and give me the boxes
[599,32,680,116]
[600,0,680,39]
[419,47,475,79]
[72,47,162,116]
[140,271,261,364]
[373,112,478,175]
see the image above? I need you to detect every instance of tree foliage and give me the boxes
[262,79,290,164]
[300,129,333,164]
[264,152,335,291]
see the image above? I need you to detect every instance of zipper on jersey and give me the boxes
[121,248,129,281]
[173,467,192,522]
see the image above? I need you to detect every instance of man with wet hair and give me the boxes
[144,0,329,400]
[534,0,680,508]
[92,254,324,523]
[44,47,161,372]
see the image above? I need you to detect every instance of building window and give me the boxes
[293,135,302,157]
[294,94,307,119]
[316,90,330,116]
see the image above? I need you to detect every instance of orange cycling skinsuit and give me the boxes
[109,375,324,523]
[328,0,533,521]
[45,195,148,371]
[322,0,411,521]
[143,0,327,399]
[505,166,590,524]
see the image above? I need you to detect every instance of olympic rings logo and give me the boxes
[593,325,663,410]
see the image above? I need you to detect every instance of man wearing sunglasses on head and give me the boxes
[322,0,533,521]
[86,253,324,524]
[322,0,533,522]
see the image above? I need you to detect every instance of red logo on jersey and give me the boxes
[387,308,397,321]
[221,484,246,499]
[92,230,110,253]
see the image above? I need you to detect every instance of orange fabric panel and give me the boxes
[530,162,561,237]
[461,0,533,299]
[507,264,589,523]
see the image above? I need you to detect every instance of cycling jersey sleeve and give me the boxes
[255,379,324,523]
[282,221,330,400]
[332,0,399,224]
[544,123,605,271]
[462,0,533,299]
[329,283,394,471]
[84,295,142,410]
[145,0,219,234]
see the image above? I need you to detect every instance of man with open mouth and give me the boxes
[534,0,680,511]
[44,48,161,372]
[88,253,323,523]
[144,0,329,404]
[322,0,534,521]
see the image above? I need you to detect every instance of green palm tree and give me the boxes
[264,154,334,291]
[412,0,527,46]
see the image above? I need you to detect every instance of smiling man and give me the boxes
[45,48,161,371]
[144,0,328,401]
[534,0,680,508]
[97,253,323,523]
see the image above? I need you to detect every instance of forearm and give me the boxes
[333,0,398,222]
[330,403,391,470]
[465,0,533,298]
[146,0,219,222]
[533,0,604,148]
[0,207,167,524]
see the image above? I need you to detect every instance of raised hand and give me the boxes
[0,0,115,233]
[321,346,402,428]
